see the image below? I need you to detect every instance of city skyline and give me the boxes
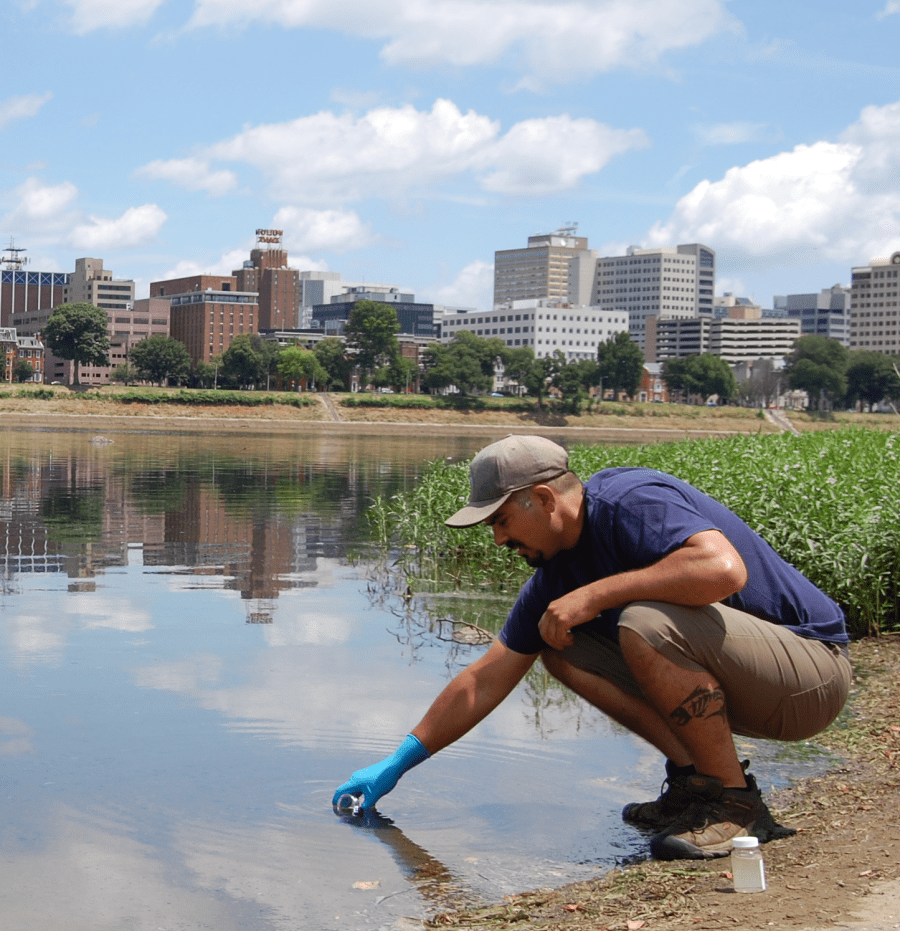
[2,1,899,314]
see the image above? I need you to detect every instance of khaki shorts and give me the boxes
[558,600,852,742]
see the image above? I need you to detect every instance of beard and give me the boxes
[506,541,547,569]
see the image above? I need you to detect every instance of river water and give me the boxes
[0,424,826,931]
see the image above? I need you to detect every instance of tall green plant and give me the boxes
[370,429,900,638]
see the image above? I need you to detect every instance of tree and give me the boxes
[662,354,738,404]
[129,335,191,387]
[277,345,328,391]
[421,331,506,395]
[735,357,782,408]
[42,302,110,385]
[844,350,899,410]
[373,354,418,393]
[784,335,849,410]
[219,334,272,389]
[545,353,600,413]
[503,346,550,405]
[314,337,351,390]
[111,362,137,385]
[13,360,34,383]
[342,300,401,383]
[597,331,644,400]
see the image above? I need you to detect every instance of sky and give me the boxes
[2,0,900,312]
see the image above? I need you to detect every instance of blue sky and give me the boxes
[2,0,900,312]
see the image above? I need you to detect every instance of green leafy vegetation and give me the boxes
[369,429,900,638]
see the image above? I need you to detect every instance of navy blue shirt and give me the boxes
[499,467,848,655]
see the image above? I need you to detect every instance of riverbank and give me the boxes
[0,388,893,441]
[428,635,900,931]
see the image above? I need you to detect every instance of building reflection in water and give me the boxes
[0,438,388,624]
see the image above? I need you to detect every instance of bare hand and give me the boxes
[538,589,601,650]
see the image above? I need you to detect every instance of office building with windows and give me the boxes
[493,225,596,306]
[440,299,630,362]
[774,285,850,345]
[592,243,716,356]
[848,252,900,353]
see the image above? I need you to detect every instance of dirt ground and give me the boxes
[426,635,900,931]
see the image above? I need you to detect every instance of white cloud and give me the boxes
[186,0,737,82]
[160,247,251,281]
[143,100,644,205]
[646,99,900,268]
[1,178,166,251]
[693,121,773,146]
[0,177,80,236]
[65,203,167,250]
[273,206,373,253]
[479,116,648,194]
[135,157,237,197]
[878,0,900,17]
[61,0,165,33]
[64,594,153,632]
[0,92,52,131]
[422,259,494,310]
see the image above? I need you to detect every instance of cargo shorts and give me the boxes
[557,600,852,741]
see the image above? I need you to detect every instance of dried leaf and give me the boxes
[352,880,381,890]
[627,921,646,930]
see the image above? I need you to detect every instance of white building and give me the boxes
[440,298,630,362]
[655,304,800,364]
[848,252,900,354]
[592,243,716,356]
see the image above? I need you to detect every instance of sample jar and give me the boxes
[731,835,766,893]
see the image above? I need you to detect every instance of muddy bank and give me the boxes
[426,635,900,931]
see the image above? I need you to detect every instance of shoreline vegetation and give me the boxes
[2,387,899,929]
[0,384,896,438]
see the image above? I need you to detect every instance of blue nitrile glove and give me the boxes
[332,734,431,811]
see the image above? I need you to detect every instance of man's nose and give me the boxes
[492,524,509,547]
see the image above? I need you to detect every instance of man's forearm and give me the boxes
[411,640,537,754]
[539,530,748,650]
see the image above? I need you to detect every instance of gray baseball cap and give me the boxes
[444,434,569,528]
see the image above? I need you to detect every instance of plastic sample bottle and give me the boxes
[731,835,766,892]
[335,793,364,816]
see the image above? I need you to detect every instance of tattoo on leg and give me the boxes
[670,685,727,727]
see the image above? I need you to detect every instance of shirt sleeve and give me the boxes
[600,479,722,568]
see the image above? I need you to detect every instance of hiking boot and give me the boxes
[622,760,694,831]
[649,772,796,861]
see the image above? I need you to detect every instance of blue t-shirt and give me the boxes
[499,467,848,654]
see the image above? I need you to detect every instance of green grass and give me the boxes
[369,429,900,638]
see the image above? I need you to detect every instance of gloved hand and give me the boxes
[332,734,430,811]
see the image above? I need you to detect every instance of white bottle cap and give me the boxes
[732,836,759,849]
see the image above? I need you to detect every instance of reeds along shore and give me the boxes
[370,429,900,640]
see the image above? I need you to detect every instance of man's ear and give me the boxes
[531,484,555,512]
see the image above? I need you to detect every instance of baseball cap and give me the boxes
[444,434,569,528]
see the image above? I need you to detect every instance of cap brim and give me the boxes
[444,491,512,529]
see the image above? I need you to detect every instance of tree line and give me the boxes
[36,301,900,412]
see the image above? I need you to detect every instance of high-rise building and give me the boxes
[774,285,850,345]
[0,241,69,328]
[63,257,135,311]
[592,243,716,356]
[232,229,300,330]
[493,225,596,306]
[848,251,900,354]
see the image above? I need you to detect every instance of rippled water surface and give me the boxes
[0,424,819,930]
